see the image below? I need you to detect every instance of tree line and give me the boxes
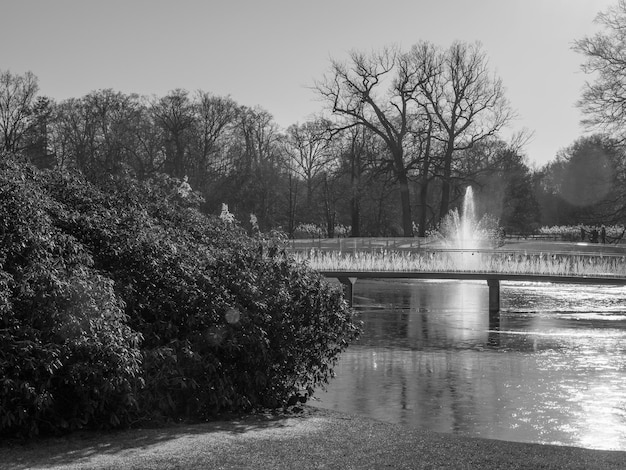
[4,5,626,236]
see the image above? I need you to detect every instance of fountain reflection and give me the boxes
[312,279,626,450]
[359,280,492,349]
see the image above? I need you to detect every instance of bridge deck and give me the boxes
[321,271,626,311]
[319,271,626,285]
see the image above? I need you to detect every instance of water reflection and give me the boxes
[312,280,626,450]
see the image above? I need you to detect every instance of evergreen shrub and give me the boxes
[0,159,142,437]
[0,156,360,435]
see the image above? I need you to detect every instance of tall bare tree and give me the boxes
[0,70,39,154]
[189,91,239,185]
[282,119,333,208]
[409,41,514,220]
[574,0,626,140]
[315,46,430,236]
[49,90,144,173]
[316,42,513,236]
[151,89,195,178]
[223,106,284,227]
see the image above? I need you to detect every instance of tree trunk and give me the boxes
[398,170,413,237]
[417,179,429,237]
[438,143,454,221]
[350,143,361,237]
[392,145,413,237]
[417,127,432,237]
[323,174,335,238]
[350,197,360,237]
[287,175,298,237]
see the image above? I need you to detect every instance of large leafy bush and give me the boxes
[0,158,142,437]
[1,155,360,435]
[43,171,360,419]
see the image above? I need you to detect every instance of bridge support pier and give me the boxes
[487,279,500,316]
[338,277,357,307]
[334,275,503,313]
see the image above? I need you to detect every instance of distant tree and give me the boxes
[282,119,333,225]
[408,41,515,221]
[49,90,144,173]
[575,0,626,140]
[49,97,96,170]
[85,89,144,172]
[215,106,286,229]
[0,70,39,154]
[316,42,514,236]
[315,46,427,236]
[22,96,54,168]
[151,89,195,178]
[334,126,381,237]
[476,145,540,234]
[537,135,625,225]
[126,97,165,178]
[188,91,239,187]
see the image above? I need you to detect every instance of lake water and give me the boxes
[311,279,626,451]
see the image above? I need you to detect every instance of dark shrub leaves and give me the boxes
[0,158,142,437]
[1,155,360,435]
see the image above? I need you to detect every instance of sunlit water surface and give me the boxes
[311,279,626,450]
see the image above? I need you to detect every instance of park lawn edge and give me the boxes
[1,406,625,470]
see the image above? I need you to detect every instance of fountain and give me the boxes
[436,187,503,269]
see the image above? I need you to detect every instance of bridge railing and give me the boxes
[291,247,626,280]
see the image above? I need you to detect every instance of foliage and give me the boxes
[539,224,626,242]
[1,62,530,240]
[536,135,626,225]
[475,147,541,235]
[51,170,359,420]
[209,248,360,407]
[0,155,360,435]
[292,223,351,239]
[0,157,142,437]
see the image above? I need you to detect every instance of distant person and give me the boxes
[601,225,607,244]
[591,227,599,243]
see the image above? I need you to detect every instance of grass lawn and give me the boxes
[1,407,625,470]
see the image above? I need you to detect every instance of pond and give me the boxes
[311,279,626,451]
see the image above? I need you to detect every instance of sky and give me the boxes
[0,0,617,167]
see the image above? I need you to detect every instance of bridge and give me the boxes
[320,270,626,314]
[291,239,626,314]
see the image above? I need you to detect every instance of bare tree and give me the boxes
[151,89,195,178]
[0,70,39,154]
[226,106,284,227]
[282,119,333,208]
[49,90,145,173]
[22,96,54,168]
[190,91,239,185]
[50,97,97,170]
[409,41,515,220]
[315,46,429,236]
[316,42,513,235]
[234,106,280,169]
[574,0,626,140]
[335,125,384,236]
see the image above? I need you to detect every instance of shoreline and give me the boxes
[2,406,625,469]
